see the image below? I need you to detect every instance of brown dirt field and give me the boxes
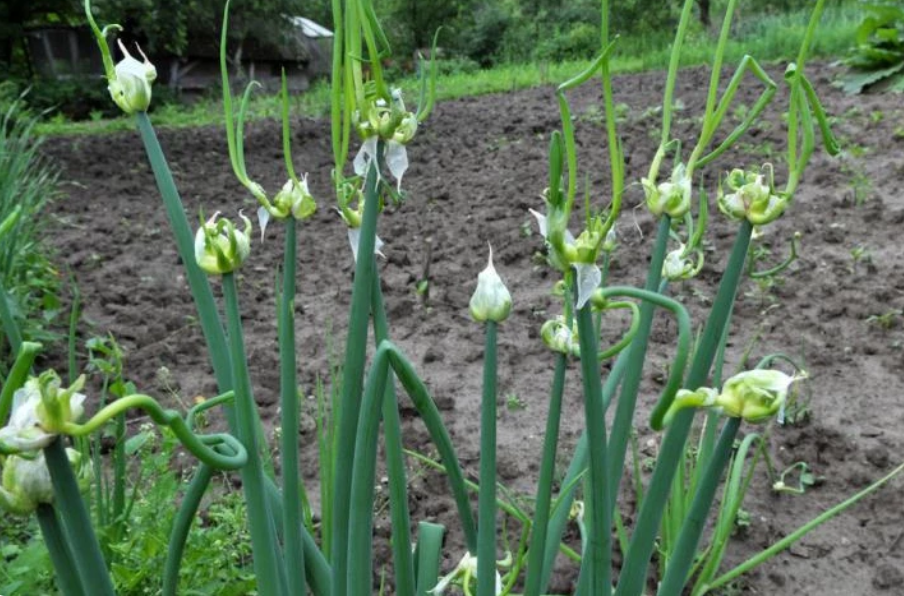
[40,61,904,595]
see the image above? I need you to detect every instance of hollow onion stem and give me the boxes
[523,352,567,596]
[657,417,741,595]
[223,273,286,596]
[575,304,612,595]
[415,522,445,595]
[36,503,86,596]
[614,220,753,596]
[347,341,477,593]
[330,140,382,596]
[371,266,416,596]
[44,438,115,596]
[605,216,670,513]
[62,393,245,470]
[477,321,499,596]
[0,280,22,355]
[162,461,215,596]
[279,217,306,596]
[537,347,630,593]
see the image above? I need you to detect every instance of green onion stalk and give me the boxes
[574,302,613,594]
[223,273,288,596]
[415,522,446,595]
[330,142,382,596]
[346,341,477,595]
[477,321,499,595]
[613,220,753,596]
[371,265,416,596]
[36,504,85,596]
[521,352,566,596]
[278,71,307,596]
[657,417,741,595]
[44,438,115,596]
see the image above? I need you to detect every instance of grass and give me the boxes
[34,2,859,137]
[0,99,63,370]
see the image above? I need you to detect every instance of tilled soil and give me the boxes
[40,61,904,595]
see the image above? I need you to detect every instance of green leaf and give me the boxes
[124,431,152,455]
[839,61,904,94]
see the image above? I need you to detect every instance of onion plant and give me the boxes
[2,1,903,595]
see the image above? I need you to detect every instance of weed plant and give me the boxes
[2,1,904,596]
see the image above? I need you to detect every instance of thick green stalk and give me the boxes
[44,438,115,596]
[415,522,445,596]
[371,267,416,596]
[537,349,630,593]
[523,353,567,596]
[346,342,392,595]
[614,221,752,596]
[163,462,215,596]
[657,417,741,595]
[36,503,86,596]
[347,341,480,592]
[135,113,233,399]
[477,321,499,596]
[279,218,306,596]
[605,217,670,511]
[0,340,40,422]
[264,481,333,595]
[575,304,612,595]
[330,140,382,596]
[222,273,286,596]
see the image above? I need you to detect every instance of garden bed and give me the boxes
[41,62,904,595]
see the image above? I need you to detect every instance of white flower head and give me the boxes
[716,369,807,423]
[108,40,156,115]
[0,373,87,454]
[0,448,84,516]
[194,211,252,275]
[662,243,703,281]
[644,163,691,218]
[469,245,513,323]
[430,551,502,595]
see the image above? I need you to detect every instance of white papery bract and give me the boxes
[469,245,512,323]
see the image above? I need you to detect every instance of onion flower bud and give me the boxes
[272,177,317,221]
[662,243,704,281]
[718,164,788,225]
[540,316,580,358]
[0,448,84,516]
[715,369,806,423]
[662,369,806,426]
[108,40,156,115]
[643,163,691,219]
[469,246,512,323]
[194,212,252,275]
[0,373,87,455]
